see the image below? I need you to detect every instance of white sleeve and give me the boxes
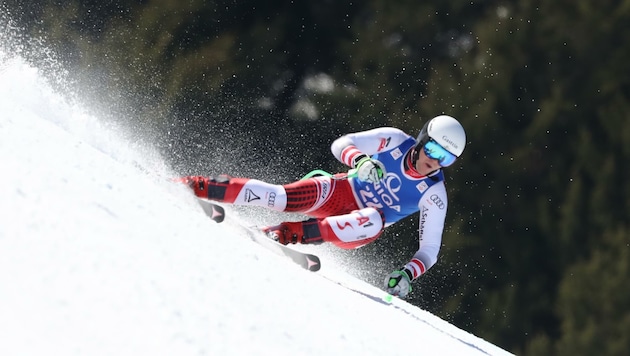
[404,182,447,279]
[330,127,412,167]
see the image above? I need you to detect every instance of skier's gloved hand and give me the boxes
[353,154,386,183]
[384,268,413,298]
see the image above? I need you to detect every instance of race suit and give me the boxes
[195,127,448,280]
[329,127,447,279]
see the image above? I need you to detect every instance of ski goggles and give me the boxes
[423,139,457,167]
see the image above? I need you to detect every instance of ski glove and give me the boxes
[384,268,413,298]
[353,154,386,183]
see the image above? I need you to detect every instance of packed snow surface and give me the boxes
[0,56,512,355]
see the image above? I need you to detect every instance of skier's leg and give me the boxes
[179,175,288,211]
[283,173,359,218]
[179,174,358,215]
[265,207,385,249]
[318,207,386,249]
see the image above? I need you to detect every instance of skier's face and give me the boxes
[415,148,442,175]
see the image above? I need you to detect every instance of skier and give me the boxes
[178,115,466,298]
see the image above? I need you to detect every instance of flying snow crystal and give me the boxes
[0,26,512,356]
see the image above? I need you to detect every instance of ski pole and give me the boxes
[301,169,358,180]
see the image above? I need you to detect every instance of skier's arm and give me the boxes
[384,183,448,298]
[331,127,411,168]
[404,184,448,280]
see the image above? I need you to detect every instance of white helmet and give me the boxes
[416,115,466,157]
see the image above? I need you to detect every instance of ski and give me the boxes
[198,199,226,223]
[238,223,321,272]
[197,199,321,272]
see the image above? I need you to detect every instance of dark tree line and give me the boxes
[4,0,630,354]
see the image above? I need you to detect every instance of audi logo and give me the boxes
[429,194,445,209]
[267,192,277,207]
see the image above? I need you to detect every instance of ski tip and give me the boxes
[304,254,321,272]
[198,200,225,223]
[210,204,226,223]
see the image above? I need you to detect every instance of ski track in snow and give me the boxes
[0,56,513,355]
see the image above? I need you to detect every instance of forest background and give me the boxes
[4,1,630,355]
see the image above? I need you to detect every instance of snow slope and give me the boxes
[0,56,513,355]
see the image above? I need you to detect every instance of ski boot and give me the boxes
[262,219,323,245]
[176,175,231,200]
